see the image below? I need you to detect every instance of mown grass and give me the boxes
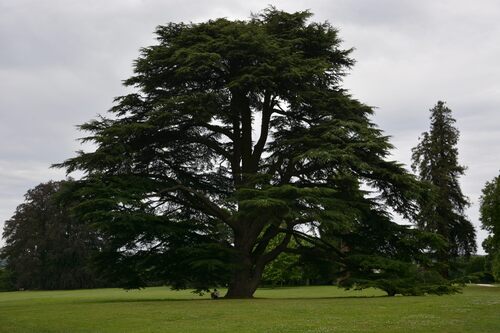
[0,285,498,333]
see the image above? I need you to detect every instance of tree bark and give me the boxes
[225,269,261,299]
[224,229,264,299]
[225,251,264,298]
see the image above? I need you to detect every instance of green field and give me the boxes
[0,285,498,333]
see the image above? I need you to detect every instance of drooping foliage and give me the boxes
[412,101,476,266]
[0,181,104,290]
[57,8,453,297]
[480,173,500,280]
[334,207,457,295]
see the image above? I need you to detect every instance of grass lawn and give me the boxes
[0,285,499,333]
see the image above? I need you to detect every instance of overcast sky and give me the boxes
[1,0,499,252]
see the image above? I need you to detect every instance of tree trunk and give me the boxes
[225,279,257,298]
[224,236,263,298]
[225,259,263,298]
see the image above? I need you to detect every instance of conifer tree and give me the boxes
[412,101,476,272]
[57,9,455,297]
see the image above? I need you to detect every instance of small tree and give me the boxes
[1,181,104,290]
[57,8,454,298]
[412,101,476,274]
[480,173,500,280]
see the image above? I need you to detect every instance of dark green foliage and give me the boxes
[0,267,15,291]
[480,173,500,280]
[412,101,476,267]
[0,181,104,290]
[343,260,459,296]
[57,8,453,297]
[450,256,495,284]
[330,208,456,296]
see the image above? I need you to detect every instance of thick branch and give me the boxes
[232,90,253,175]
[266,154,284,178]
[251,225,280,260]
[159,183,236,229]
[279,159,296,185]
[230,92,242,185]
[251,92,273,171]
[190,135,232,161]
[258,230,292,266]
[279,228,344,257]
[198,123,234,141]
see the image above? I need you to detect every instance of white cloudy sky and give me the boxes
[1,0,499,252]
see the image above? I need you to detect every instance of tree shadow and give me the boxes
[87,294,387,304]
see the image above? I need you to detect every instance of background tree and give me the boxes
[57,8,452,298]
[0,259,14,291]
[448,255,495,284]
[0,181,104,290]
[261,238,304,286]
[480,173,500,280]
[412,101,476,274]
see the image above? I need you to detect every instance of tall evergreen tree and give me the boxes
[57,8,453,298]
[479,173,500,280]
[1,181,104,290]
[412,101,476,270]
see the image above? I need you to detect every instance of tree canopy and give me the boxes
[480,173,500,280]
[1,181,104,290]
[57,8,453,298]
[412,101,476,272]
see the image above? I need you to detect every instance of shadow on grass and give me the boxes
[87,294,387,304]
